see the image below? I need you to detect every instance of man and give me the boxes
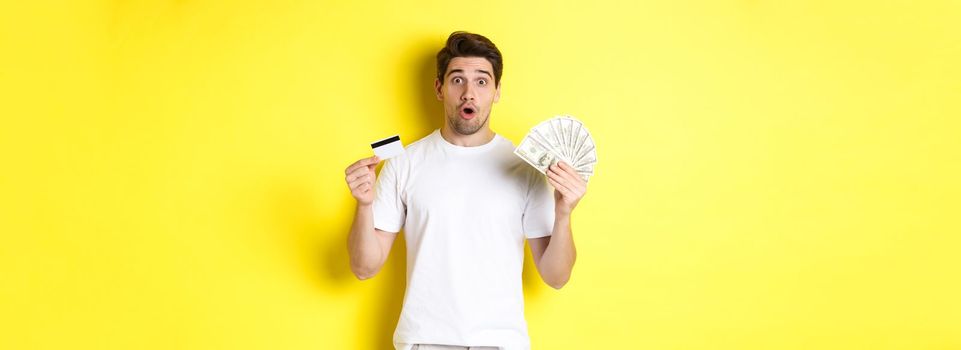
[343,31,587,350]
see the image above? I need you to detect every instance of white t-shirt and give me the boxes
[373,129,555,350]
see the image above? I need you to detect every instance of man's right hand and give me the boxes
[344,155,381,206]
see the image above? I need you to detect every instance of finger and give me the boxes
[352,184,372,197]
[553,164,587,195]
[345,160,364,175]
[345,155,380,175]
[349,178,372,191]
[349,172,371,185]
[549,165,584,197]
[357,183,372,193]
[346,167,372,183]
[555,162,585,187]
[547,169,575,193]
[349,181,363,192]
[548,165,573,189]
[558,162,580,178]
[547,176,573,198]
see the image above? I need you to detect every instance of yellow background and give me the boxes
[2,1,960,349]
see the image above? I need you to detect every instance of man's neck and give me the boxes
[440,125,495,147]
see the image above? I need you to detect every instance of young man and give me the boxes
[343,31,587,350]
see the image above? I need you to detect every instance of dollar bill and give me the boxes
[514,135,559,174]
[569,119,582,156]
[515,115,597,183]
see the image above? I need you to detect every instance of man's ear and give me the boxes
[493,83,501,103]
[434,79,443,101]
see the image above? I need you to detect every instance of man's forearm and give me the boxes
[347,204,385,279]
[540,213,577,289]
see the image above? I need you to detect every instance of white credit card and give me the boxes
[370,135,404,159]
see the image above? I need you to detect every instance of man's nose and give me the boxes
[461,85,475,101]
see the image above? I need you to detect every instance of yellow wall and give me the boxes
[2,1,959,349]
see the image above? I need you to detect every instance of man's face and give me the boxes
[435,56,501,136]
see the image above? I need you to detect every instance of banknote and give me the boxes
[515,136,559,173]
[514,115,597,183]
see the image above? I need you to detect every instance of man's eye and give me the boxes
[478,79,487,85]
[453,77,463,84]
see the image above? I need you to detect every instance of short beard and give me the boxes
[448,112,488,135]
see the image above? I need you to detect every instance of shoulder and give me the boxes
[383,131,436,171]
[403,132,435,155]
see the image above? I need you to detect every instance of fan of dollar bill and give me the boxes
[514,115,596,182]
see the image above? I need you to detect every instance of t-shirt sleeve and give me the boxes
[372,158,406,233]
[522,170,555,238]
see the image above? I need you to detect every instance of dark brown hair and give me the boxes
[436,31,503,86]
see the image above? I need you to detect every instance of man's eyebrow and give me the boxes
[445,69,494,79]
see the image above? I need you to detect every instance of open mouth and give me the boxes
[460,106,476,119]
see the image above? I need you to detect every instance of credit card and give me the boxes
[370,135,404,159]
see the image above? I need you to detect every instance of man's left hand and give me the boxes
[547,161,588,217]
